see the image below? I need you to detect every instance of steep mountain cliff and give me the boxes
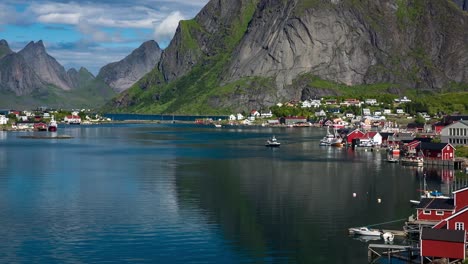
[0,53,45,96]
[109,0,468,114]
[97,40,162,93]
[18,41,74,91]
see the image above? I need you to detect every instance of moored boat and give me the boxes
[348,227,382,236]
[265,136,281,147]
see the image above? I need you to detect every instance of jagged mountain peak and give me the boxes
[97,40,162,93]
[22,40,46,54]
[18,40,74,90]
[0,39,13,59]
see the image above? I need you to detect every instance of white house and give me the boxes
[236,113,245,120]
[315,110,327,117]
[345,113,355,119]
[365,99,377,105]
[0,115,8,125]
[396,109,405,114]
[374,111,382,116]
[229,115,236,121]
[362,108,371,116]
[64,115,82,124]
[302,100,312,108]
[261,111,273,118]
[441,120,468,146]
[383,109,392,115]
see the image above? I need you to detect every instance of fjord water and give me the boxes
[0,124,445,263]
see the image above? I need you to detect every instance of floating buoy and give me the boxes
[377,198,382,203]
[353,193,357,197]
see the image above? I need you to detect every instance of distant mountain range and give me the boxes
[0,39,162,109]
[107,0,468,114]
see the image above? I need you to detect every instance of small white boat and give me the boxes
[409,200,420,205]
[348,227,382,236]
[265,136,281,147]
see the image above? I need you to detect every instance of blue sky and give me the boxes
[0,0,209,75]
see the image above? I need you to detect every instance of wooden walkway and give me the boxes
[368,244,419,263]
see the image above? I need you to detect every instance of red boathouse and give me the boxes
[420,228,466,260]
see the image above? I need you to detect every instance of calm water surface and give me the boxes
[0,124,451,263]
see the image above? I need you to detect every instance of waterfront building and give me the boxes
[0,115,8,125]
[440,120,468,146]
[417,142,455,161]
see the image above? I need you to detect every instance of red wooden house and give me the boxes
[433,206,468,230]
[454,187,468,211]
[415,198,455,222]
[345,129,365,144]
[417,142,455,160]
[420,228,466,260]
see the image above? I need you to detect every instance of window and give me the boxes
[436,211,444,216]
[455,222,464,230]
[423,210,431,215]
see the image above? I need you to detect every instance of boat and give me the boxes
[214,124,222,128]
[421,190,450,199]
[265,136,281,147]
[348,227,382,236]
[48,117,57,132]
[319,127,342,147]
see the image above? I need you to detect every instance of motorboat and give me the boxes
[265,136,281,147]
[348,227,382,236]
[421,190,450,199]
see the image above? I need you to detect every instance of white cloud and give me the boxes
[153,11,185,43]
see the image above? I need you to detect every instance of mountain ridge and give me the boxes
[97,40,162,93]
[107,0,467,114]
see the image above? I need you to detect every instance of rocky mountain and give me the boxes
[97,40,162,93]
[108,0,467,114]
[68,67,95,89]
[18,40,74,91]
[0,40,13,59]
[0,39,115,109]
[0,53,45,96]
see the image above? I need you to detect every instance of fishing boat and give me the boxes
[348,227,382,236]
[319,127,342,147]
[48,116,57,132]
[265,136,281,147]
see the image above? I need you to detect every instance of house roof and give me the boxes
[421,228,465,243]
[453,187,468,194]
[419,142,453,151]
[365,132,379,138]
[417,198,454,210]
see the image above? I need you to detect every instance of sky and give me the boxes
[0,0,209,75]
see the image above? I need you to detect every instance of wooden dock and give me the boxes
[368,244,420,263]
